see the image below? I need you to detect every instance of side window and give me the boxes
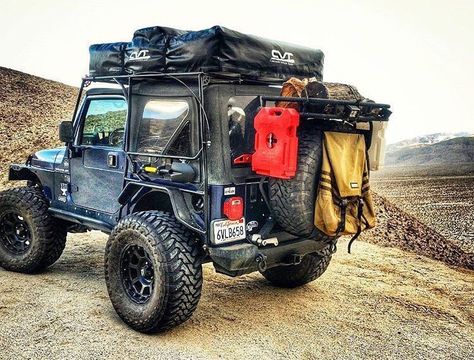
[80,98,127,148]
[136,99,192,156]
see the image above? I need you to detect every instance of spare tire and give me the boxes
[269,126,323,237]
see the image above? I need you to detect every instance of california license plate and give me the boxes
[213,218,246,244]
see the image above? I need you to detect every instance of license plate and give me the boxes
[213,218,246,244]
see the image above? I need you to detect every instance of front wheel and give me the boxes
[0,187,67,273]
[261,244,333,288]
[105,211,203,333]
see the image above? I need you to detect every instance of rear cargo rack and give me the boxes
[259,96,391,123]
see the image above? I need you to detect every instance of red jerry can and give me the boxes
[252,107,300,179]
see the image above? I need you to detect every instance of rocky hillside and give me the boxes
[0,67,78,188]
[385,136,474,166]
[361,193,473,269]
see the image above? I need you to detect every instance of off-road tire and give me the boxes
[0,187,67,273]
[105,211,203,333]
[261,244,332,288]
[269,127,323,237]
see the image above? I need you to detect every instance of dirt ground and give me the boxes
[0,232,473,360]
[371,164,474,253]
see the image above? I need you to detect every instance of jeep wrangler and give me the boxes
[0,26,390,333]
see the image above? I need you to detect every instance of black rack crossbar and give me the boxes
[298,112,389,122]
[260,95,391,122]
[261,96,390,109]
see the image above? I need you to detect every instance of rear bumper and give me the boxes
[208,235,330,276]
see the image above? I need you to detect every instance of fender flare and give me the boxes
[119,182,205,235]
[9,164,41,184]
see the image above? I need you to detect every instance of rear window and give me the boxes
[136,98,192,156]
[228,96,274,165]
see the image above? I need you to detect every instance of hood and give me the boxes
[30,147,66,170]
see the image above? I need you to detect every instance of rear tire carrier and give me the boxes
[269,126,323,237]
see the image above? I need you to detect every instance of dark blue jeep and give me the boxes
[0,27,390,333]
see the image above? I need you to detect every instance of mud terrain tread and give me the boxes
[262,244,332,288]
[105,211,202,333]
[0,187,67,273]
[269,127,323,236]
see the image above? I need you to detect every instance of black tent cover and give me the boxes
[89,26,324,82]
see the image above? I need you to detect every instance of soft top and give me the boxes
[89,25,324,82]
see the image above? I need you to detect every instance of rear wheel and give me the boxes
[0,187,67,273]
[261,245,333,288]
[105,211,203,333]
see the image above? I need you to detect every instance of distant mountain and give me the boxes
[386,132,473,153]
[385,137,474,166]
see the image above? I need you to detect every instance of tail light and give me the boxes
[223,196,244,220]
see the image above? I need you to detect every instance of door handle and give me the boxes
[107,153,118,168]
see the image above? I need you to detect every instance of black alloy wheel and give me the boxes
[120,244,155,304]
[0,187,67,273]
[0,211,32,255]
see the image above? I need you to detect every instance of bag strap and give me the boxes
[334,199,348,238]
[347,198,364,253]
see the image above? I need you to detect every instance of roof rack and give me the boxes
[83,71,288,87]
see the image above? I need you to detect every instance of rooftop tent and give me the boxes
[165,26,324,81]
[89,26,325,81]
[89,42,129,76]
[125,26,187,73]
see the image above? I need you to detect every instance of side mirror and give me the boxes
[169,162,196,183]
[59,121,74,143]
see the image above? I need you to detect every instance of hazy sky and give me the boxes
[0,0,472,143]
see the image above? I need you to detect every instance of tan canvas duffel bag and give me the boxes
[314,131,376,252]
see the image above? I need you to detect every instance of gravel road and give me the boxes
[1,232,473,360]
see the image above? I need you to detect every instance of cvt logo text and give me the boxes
[130,49,151,61]
[270,50,295,65]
